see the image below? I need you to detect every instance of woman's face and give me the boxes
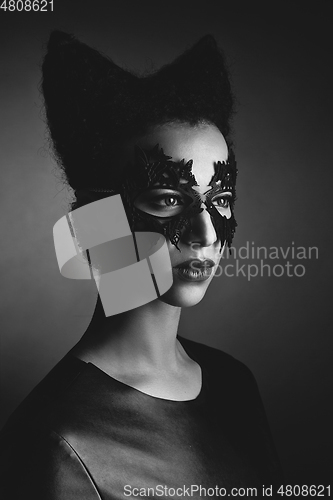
[124,122,231,308]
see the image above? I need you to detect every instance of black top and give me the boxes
[0,336,282,499]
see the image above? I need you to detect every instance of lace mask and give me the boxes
[81,144,238,253]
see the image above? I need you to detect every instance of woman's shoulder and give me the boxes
[177,335,262,403]
[178,336,283,484]
[0,355,103,498]
[178,335,255,380]
[0,354,86,435]
[0,423,101,499]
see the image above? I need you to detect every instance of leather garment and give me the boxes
[0,337,282,499]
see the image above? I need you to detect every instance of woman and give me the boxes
[0,31,282,498]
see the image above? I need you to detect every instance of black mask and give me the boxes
[84,144,237,253]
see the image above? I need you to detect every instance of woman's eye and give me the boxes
[154,196,184,207]
[213,196,230,209]
[134,191,186,218]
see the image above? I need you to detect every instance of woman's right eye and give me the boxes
[134,191,185,217]
[152,195,184,207]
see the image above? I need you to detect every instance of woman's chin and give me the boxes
[158,268,213,307]
[158,288,206,307]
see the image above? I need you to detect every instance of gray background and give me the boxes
[0,0,332,485]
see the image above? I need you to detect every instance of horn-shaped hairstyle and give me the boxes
[42,30,235,212]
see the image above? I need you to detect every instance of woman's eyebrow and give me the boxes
[198,187,233,195]
[150,182,180,189]
[151,163,233,188]
[213,190,232,195]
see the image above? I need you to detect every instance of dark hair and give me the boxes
[41,31,235,210]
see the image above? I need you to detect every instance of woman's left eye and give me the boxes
[213,196,230,209]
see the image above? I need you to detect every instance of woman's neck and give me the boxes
[70,296,202,401]
[70,295,183,372]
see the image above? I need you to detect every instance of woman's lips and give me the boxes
[173,259,215,282]
[174,259,215,270]
[175,259,215,269]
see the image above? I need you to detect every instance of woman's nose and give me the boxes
[182,207,218,248]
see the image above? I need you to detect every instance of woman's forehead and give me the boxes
[130,123,228,188]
